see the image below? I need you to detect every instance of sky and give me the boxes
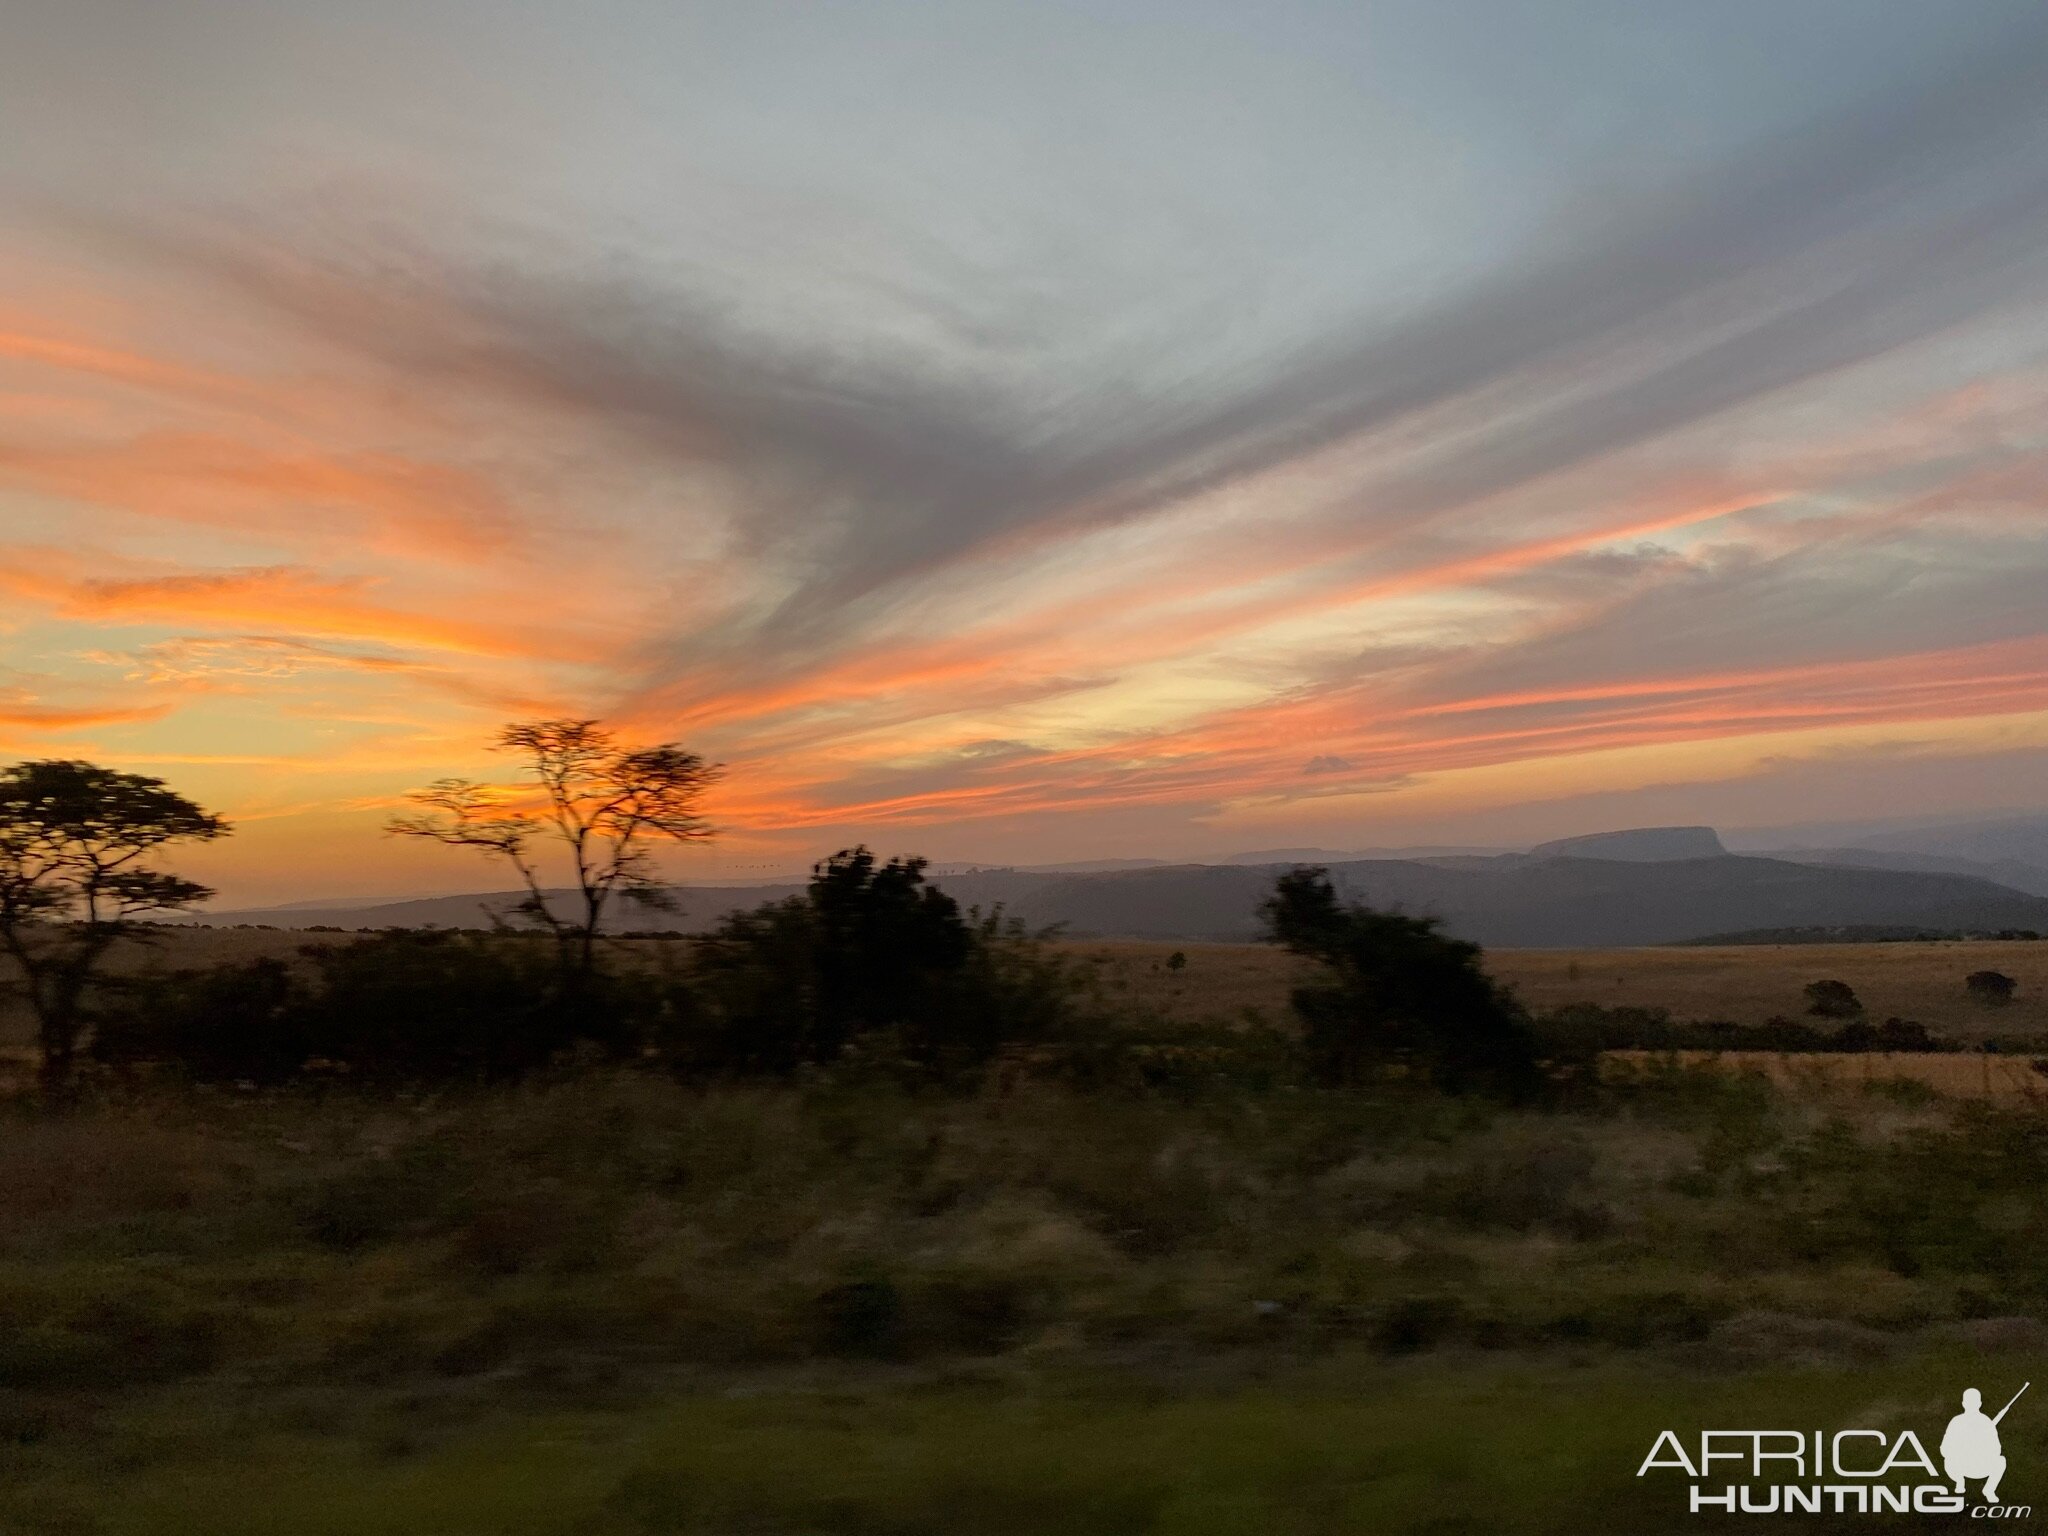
[4,1,2048,905]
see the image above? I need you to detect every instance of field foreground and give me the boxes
[8,1349,2045,1534]
[5,924,2048,1530]
[5,1059,2048,1532]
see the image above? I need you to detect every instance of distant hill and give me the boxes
[1729,812,2048,895]
[187,850,2048,948]
[1016,858,1170,874]
[1527,826,1725,862]
[1220,844,1510,864]
[1766,846,2048,898]
[1854,814,2048,868]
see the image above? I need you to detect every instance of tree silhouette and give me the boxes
[389,719,720,984]
[1261,867,1536,1096]
[0,760,228,1092]
[1803,979,1863,1019]
[1967,970,2018,1007]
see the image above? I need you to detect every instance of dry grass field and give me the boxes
[1070,936,2048,1040]
[1492,939,2048,1040]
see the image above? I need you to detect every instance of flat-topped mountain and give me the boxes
[1527,826,1726,862]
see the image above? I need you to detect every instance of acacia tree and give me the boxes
[389,719,720,986]
[0,760,229,1092]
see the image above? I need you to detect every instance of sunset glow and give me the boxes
[6,4,2048,903]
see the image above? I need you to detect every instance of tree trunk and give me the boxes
[35,991,80,1100]
[31,958,94,1102]
[37,1035,76,1098]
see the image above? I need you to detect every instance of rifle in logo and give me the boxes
[1998,1384,2032,1424]
[1943,1381,2027,1505]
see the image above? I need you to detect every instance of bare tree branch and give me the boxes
[388,720,721,984]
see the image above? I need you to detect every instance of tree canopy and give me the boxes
[390,718,720,983]
[1261,866,1537,1097]
[0,759,229,1090]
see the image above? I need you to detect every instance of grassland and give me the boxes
[6,927,2048,1530]
[7,1056,2048,1531]
[1074,937,2048,1038]
[12,1349,2047,1534]
[1609,1048,2048,1100]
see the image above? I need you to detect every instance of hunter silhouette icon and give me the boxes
[1943,1383,2027,1503]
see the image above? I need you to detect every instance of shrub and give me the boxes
[1872,1016,1941,1051]
[1967,970,2018,1007]
[1261,867,1538,1097]
[93,957,307,1084]
[1026,1018,1299,1095]
[296,931,596,1082]
[1527,1003,1950,1057]
[1527,1003,1677,1064]
[679,847,1087,1078]
[1803,980,1862,1019]
[94,931,658,1085]
[815,1275,906,1357]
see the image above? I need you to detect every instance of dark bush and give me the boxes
[93,863,1076,1088]
[94,931,658,1085]
[1026,1018,1299,1095]
[1261,867,1538,1097]
[1374,1296,1461,1355]
[1968,970,2018,1007]
[1873,1016,1940,1051]
[678,847,1087,1078]
[1527,1003,1677,1064]
[296,932,585,1082]
[93,957,306,1084]
[1803,979,1862,1019]
[816,1275,906,1357]
[921,1274,1030,1352]
[1528,1002,1951,1056]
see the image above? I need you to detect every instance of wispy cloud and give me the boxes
[5,4,2048,893]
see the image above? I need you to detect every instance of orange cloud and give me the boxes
[0,700,171,732]
[0,430,530,561]
[2,553,619,664]
[0,324,257,411]
[8,235,2048,898]
[698,631,2048,835]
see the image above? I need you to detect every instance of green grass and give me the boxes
[6,1065,2048,1532]
[6,1350,2042,1534]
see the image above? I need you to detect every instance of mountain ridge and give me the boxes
[182,849,2048,948]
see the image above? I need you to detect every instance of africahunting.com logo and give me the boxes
[1637,1383,2031,1517]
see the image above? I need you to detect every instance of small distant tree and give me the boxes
[1967,970,2018,1007]
[389,719,720,988]
[1260,867,1537,1097]
[1166,950,1187,973]
[1803,979,1863,1019]
[0,760,228,1092]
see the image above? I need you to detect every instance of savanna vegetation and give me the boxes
[5,734,2048,1532]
